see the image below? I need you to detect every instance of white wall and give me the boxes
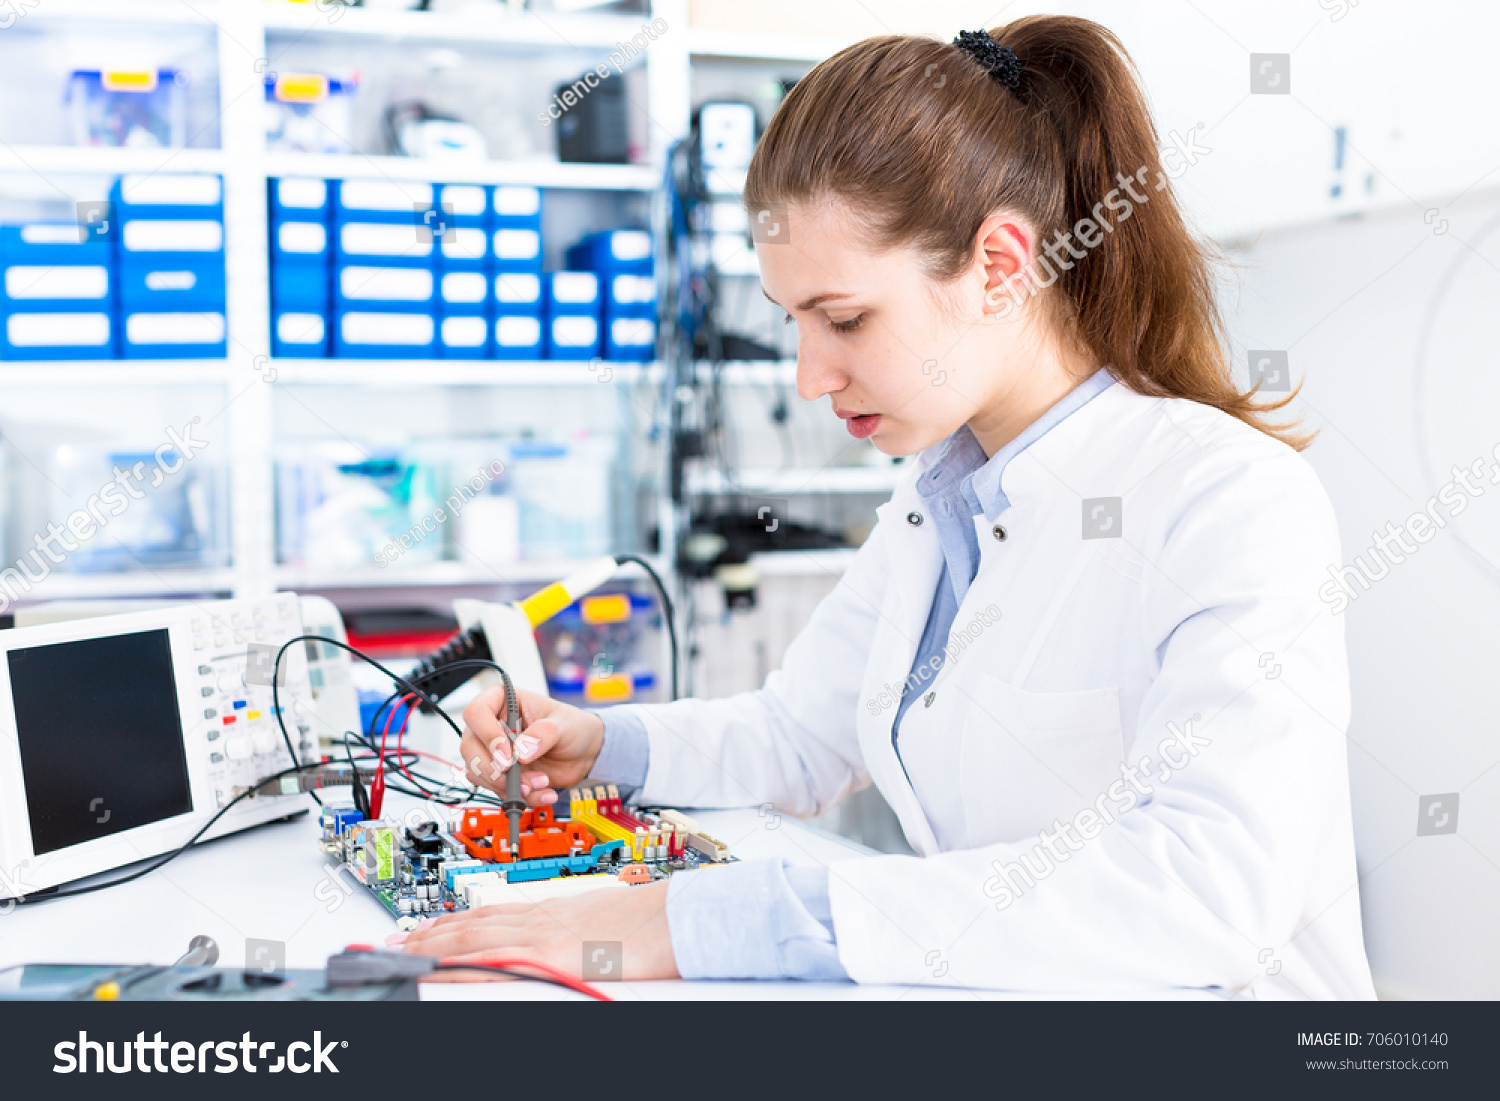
[1223,191,1500,999]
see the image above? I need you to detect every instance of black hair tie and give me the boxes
[952,29,1024,95]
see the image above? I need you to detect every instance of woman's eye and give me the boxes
[782,311,864,333]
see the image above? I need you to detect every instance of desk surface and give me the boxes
[1,796,1212,1000]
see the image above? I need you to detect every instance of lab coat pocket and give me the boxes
[958,675,1125,847]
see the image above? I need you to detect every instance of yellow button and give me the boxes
[93,981,120,1001]
[247,710,261,721]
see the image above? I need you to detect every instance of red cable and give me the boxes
[374,692,417,818]
[437,956,613,1001]
[393,693,421,785]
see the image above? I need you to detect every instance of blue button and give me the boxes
[233,700,247,710]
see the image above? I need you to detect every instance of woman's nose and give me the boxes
[795,338,847,402]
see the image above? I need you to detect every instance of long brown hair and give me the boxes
[743,16,1310,449]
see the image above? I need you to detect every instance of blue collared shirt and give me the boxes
[592,369,1116,981]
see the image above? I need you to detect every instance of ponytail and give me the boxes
[744,16,1310,449]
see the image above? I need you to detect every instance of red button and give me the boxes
[222,715,236,725]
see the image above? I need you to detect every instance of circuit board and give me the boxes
[319,784,735,928]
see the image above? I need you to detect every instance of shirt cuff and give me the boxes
[665,858,850,982]
[588,705,650,801]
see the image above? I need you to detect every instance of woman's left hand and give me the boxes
[396,879,680,982]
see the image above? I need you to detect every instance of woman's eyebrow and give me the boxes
[761,286,856,311]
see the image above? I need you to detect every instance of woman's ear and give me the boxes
[976,212,1036,317]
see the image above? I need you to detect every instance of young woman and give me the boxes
[400,16,1376,999]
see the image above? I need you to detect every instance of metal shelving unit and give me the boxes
[0,0,865,607]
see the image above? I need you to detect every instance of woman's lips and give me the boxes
[843,413,881,439]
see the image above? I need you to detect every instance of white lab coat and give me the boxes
[623,379,1376,999]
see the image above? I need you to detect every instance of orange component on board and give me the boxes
[453,804,594,863]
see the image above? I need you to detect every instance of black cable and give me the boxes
[360,657,524,805]
[270,634,474,807]
[11,647,520,908]
[11,760,330,906]
[614,553,679,701]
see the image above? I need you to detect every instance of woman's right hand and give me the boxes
[457,686,605,805]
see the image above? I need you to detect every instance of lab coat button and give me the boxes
[992,523,1007,542]
[906,511,923,526]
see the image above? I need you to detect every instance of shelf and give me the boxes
[269,359,657,386]
[748,547,857,577]
[276,557,661,591]
[4,0,227,27]
[262,3,659,53]
[686,28,853,63]
[259,151,658,191]
[0,361,229,385]
[692,360,796,385]
[6,569,236,604]
[687,465,905,496]
[0,145,225,179]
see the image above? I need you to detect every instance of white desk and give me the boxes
[0,796,1211,1000]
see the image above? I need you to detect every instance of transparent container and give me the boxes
[66,69,188,148]
[264,71,358,155]
[506,434,616,561]
[275,442,445,571]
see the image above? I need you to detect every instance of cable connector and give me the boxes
[239,764,378,799]
[325,948,437,987]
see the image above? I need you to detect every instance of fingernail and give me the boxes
[385,932,408,947]
[516,734,540,760]
[491,750,508,773]
[539,790,558,804]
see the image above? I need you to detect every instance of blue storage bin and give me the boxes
[334,264,436,311]
[437,184,490,228]
[333,309,436,358]
[334,220,436,268]
[491,226,543,273]
[544,313,600,360]
[271,218,332,263]
[544,271,599,316]
[437,270,490,315]
[491,185,542,227]
[333,179,435,225]
[110,172,223,221]
[493,314,543,360]
[565,229,651,274]
[119,257,225,310]
[272,260,331,311]
[270,177,331,221]
[1,261,112,311]
[603,271,657,319]
[438,314,491,359]
[437,225,490,270]
[120,310,226,359]
[272,309,329,358]
[119,217,225,266]
[605,316,656,361]
[493,271,542,314]
[0,223,113,264]
[1,310,114,360]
